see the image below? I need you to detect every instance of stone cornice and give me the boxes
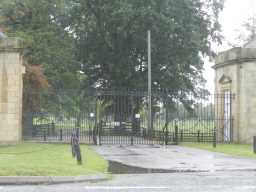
[213,47,256,69]
[0,38,23,52]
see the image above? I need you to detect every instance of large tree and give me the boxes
[70,0,224,95]
[69,0,224,127]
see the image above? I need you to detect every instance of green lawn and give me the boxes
[0,143,108,176]
[181,143,256,158]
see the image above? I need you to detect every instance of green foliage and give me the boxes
[1,0,224,93]
[96,100,112,122]
[70,0,224,95]
[0,0,76,89]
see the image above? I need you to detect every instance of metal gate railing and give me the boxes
[23,89,234,145]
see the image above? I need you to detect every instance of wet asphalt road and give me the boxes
[93,145,256,172]
[1,171,256,192]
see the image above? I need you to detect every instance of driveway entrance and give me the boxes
[94,145,256,172]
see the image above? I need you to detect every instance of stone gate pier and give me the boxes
[0,37,24,143]
[214,39,256,144]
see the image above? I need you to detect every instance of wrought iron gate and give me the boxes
[24,89,233,145]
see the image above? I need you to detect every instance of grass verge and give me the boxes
[181,143,256,159]
[0,143,108,176]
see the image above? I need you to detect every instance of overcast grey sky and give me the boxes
[203,0,255,93]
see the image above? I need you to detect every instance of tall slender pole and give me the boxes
[252,0,256,38]
[148,30,152,132]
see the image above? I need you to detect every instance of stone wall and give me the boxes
[0,38,24,143]
[239,61,256,143]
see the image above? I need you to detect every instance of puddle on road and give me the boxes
[108,160,205,174]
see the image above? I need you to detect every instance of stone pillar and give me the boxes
[214,46,256,144]
[0,38,24,143]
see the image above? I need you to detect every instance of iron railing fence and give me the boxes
[23,89,235,145]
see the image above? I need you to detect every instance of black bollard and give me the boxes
[75,144,82,164]
[59,129,63,141]
[164,127,168,145]
[93,126,97,145]
[71,133,76,157]
[253,136,256,153]
[213,127,217,148]
[180,129,183,142]
[43,129,46,141]
[71,133,82,165]
[197,130,200,143]
[174,124,178,145]
[52,121,55,136]
[130,132,134,146]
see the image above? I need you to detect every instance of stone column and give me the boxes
[0,38,24,143]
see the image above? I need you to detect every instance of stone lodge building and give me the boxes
[214,39,256,144]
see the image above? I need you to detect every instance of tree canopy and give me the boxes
[71,0,224,95]
[1,0,224,97]
[0,0,77,90]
